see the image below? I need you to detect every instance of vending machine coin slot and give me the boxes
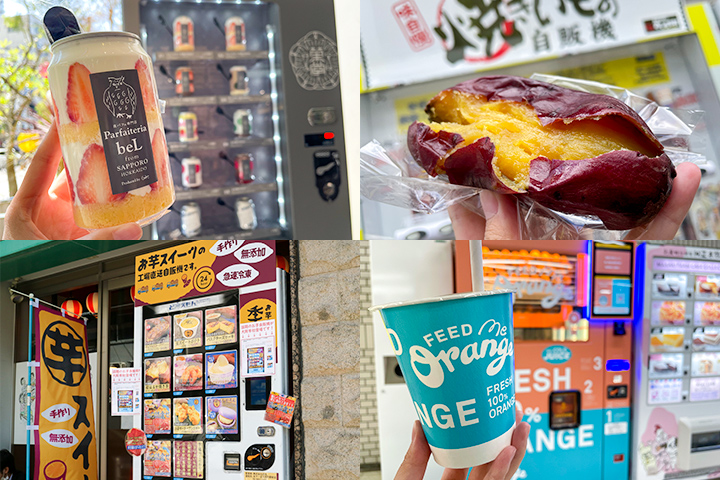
[245,444,275,470]
[246,376,271,411]
[313,150,341,202]
[258,426,276,437]
[549,390,581,430]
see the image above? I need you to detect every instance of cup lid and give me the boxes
[369,289,514,312]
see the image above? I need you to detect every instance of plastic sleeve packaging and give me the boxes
[360,74,708,240]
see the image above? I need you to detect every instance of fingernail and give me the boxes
[480,190,499,219]
[410,421,420,445]
[113,224,142,240]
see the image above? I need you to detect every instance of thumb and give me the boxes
[480,190,520,240]
[77,223,143,240]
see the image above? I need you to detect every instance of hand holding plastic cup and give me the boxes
[371,289,516,469]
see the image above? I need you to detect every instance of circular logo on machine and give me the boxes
[289,31,340,91]
[194,267,215,293]
[542,345,572,364]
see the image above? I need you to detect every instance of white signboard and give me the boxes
[110,367,142,416]
[361,0,688,90]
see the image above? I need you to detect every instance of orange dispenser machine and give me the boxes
[456,241,634,480]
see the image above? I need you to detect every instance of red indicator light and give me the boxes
[324,132,334,140]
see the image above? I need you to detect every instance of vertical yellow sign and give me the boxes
[35,305,98,480]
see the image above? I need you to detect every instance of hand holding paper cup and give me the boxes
[371,290,516,469]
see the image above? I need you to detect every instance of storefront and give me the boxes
[361,241,720,479]
[0,240,360,480]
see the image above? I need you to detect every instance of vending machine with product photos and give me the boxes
[123,0,350,239]
[131,241,292,480]
[632,244,720,480]
[360,0,720,239]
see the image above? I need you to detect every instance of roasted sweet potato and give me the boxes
[408,75,676,230]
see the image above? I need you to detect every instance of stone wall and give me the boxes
[298,241,360,480]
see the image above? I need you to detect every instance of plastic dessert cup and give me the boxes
[46,26,175,229]
[371,290,516,468]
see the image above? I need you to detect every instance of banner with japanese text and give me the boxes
[134,240,275,306]
[34,304,98,480]
[361,0,688,90]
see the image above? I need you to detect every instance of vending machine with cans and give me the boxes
[632,244,720,480]
[123,0,350,239]
[131,241,292,480]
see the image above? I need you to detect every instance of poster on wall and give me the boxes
[134,240,275,307]
[240,318,276,378]
[33,303,98,480]
[110,368,141,416]
[361,0,689,90]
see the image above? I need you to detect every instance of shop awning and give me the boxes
[0,241,142,282]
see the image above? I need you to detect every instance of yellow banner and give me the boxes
[551,52,670,90]
[35,305,98,480]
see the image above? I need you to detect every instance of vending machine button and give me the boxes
[258,426,276,437]
[307,107,337,126]
[606,359,630,371]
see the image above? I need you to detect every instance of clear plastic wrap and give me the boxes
[361,74,707,239]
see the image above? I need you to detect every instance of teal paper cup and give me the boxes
[371,290,516,468]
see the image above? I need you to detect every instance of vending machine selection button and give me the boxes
[224,453,241,471]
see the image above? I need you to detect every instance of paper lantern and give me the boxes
[86,292,99,314]
[276,256,289,273]
[130,285,136,302]
[61,299,83,318]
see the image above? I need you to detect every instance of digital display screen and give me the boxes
[591,242,634,319]
[691,431,720,452]
[304,133,335,147]
[246,376,271,410]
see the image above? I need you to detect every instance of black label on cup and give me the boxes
[90,69,157,195]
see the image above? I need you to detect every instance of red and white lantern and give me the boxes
[61,299,83,318]
[130,285,136,302]
[85,292,99,314]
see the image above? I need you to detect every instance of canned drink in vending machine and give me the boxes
[179,112,198,142]
[229,66,249,95]
[233,109,253,136]
[181,202,202,237]
[234,153,255,184]
[175,67,194,96]
[235,197,257,231]
[225,17,246,51]
[181,157,203,188]
[173,16,194,52]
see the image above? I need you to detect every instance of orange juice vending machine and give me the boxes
[464,242,634,480]
[131,241,291,480]
[632,244,720,480]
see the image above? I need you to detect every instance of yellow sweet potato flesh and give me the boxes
[427,94,657,188]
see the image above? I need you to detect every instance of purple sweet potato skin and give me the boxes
[434,75,663,152]
[407,121,464,176]
[526,151,676,230]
